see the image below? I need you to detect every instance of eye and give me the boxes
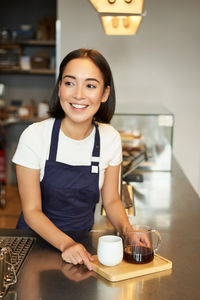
[87,83,96,89]
[64,81,74,86]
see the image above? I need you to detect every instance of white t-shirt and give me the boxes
[12,118,122,189]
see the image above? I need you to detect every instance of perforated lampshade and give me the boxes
[101,15,142,35]
[89,0,144,14]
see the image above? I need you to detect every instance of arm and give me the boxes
[16,164,93,270]
[101,164,150,246]
[101,164,133,235]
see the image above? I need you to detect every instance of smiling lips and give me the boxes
[71,103,88,109]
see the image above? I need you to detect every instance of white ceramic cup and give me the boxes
[97,235,123,267]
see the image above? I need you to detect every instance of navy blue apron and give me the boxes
[16,118,100,232]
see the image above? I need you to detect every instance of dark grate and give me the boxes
[0,236,35,275]
[0,236,35,298]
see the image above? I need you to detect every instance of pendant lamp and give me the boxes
[89,0,145,35]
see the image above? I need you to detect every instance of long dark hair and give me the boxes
[49,48,116,123]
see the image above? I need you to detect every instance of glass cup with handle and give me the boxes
[123,224,161,264]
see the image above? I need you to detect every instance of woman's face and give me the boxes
[58,57,110,125]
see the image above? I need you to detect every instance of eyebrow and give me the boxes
[63,75,100,83]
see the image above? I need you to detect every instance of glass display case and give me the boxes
[111,104,174,177]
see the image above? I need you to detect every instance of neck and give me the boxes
[61,117,94,140]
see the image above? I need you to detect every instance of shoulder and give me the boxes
[97,122,122,166]
[98,122,121,149]
[98,122,120,139]
[24,117,55,133]
[12,118,55,169]
[98,123,121,144]
[20,118,55,141]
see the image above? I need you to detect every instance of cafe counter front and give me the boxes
[0,159,200,300]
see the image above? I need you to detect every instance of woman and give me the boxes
[12,48,133,270]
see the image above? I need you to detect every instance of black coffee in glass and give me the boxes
[124,245,154,264]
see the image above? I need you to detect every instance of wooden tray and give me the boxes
[92,254,172,282]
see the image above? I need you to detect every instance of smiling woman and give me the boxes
[57,57,110,137]
[49,49,115,124]
[12,48,133,271]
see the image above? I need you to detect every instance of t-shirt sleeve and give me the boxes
[108,129,122,166]
[12,124,41,169]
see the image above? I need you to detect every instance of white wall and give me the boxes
[58,0,200,196]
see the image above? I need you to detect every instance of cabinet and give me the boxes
[0,39,55,75]
[0,0,56,107]
[111,104,174,174]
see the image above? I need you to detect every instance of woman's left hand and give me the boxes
[125,231,150,248]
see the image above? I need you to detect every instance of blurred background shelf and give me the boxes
[0,39,55,46]
[0,67,55,75]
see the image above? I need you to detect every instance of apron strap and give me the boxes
[48,118,61,161]
[91,122,100,174]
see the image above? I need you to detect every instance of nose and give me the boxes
[73,84,85,100]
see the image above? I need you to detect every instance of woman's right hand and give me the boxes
[61,242,94,271]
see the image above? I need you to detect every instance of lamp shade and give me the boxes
[101,15,142,35]
[90,0,144,14]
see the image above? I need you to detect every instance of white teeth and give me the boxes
[71,104,87,109]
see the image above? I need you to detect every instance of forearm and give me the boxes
[24,208,93,270]
[101,164,133,235]
[104,196,133,235]
[24,209,75,252]
[16,165,75,252]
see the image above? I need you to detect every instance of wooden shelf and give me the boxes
[0,68,55,75]
[0,39,56,46]
[0,39,56,75]
[30,68,55,75]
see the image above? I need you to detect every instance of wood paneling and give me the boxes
[0,185,21,228]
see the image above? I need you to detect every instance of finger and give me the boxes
[70,253,84,265]
[140,236,150,248]
[62,252,79,265]
[62,243,92,269]
[74,244,93,270]
[81,254,92,271]
[143,234,150,247]
[78,249,93,271]
[85,250,94,262]
[145,239,151,248]
[62,255,72,264]
[62,246,84,265]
